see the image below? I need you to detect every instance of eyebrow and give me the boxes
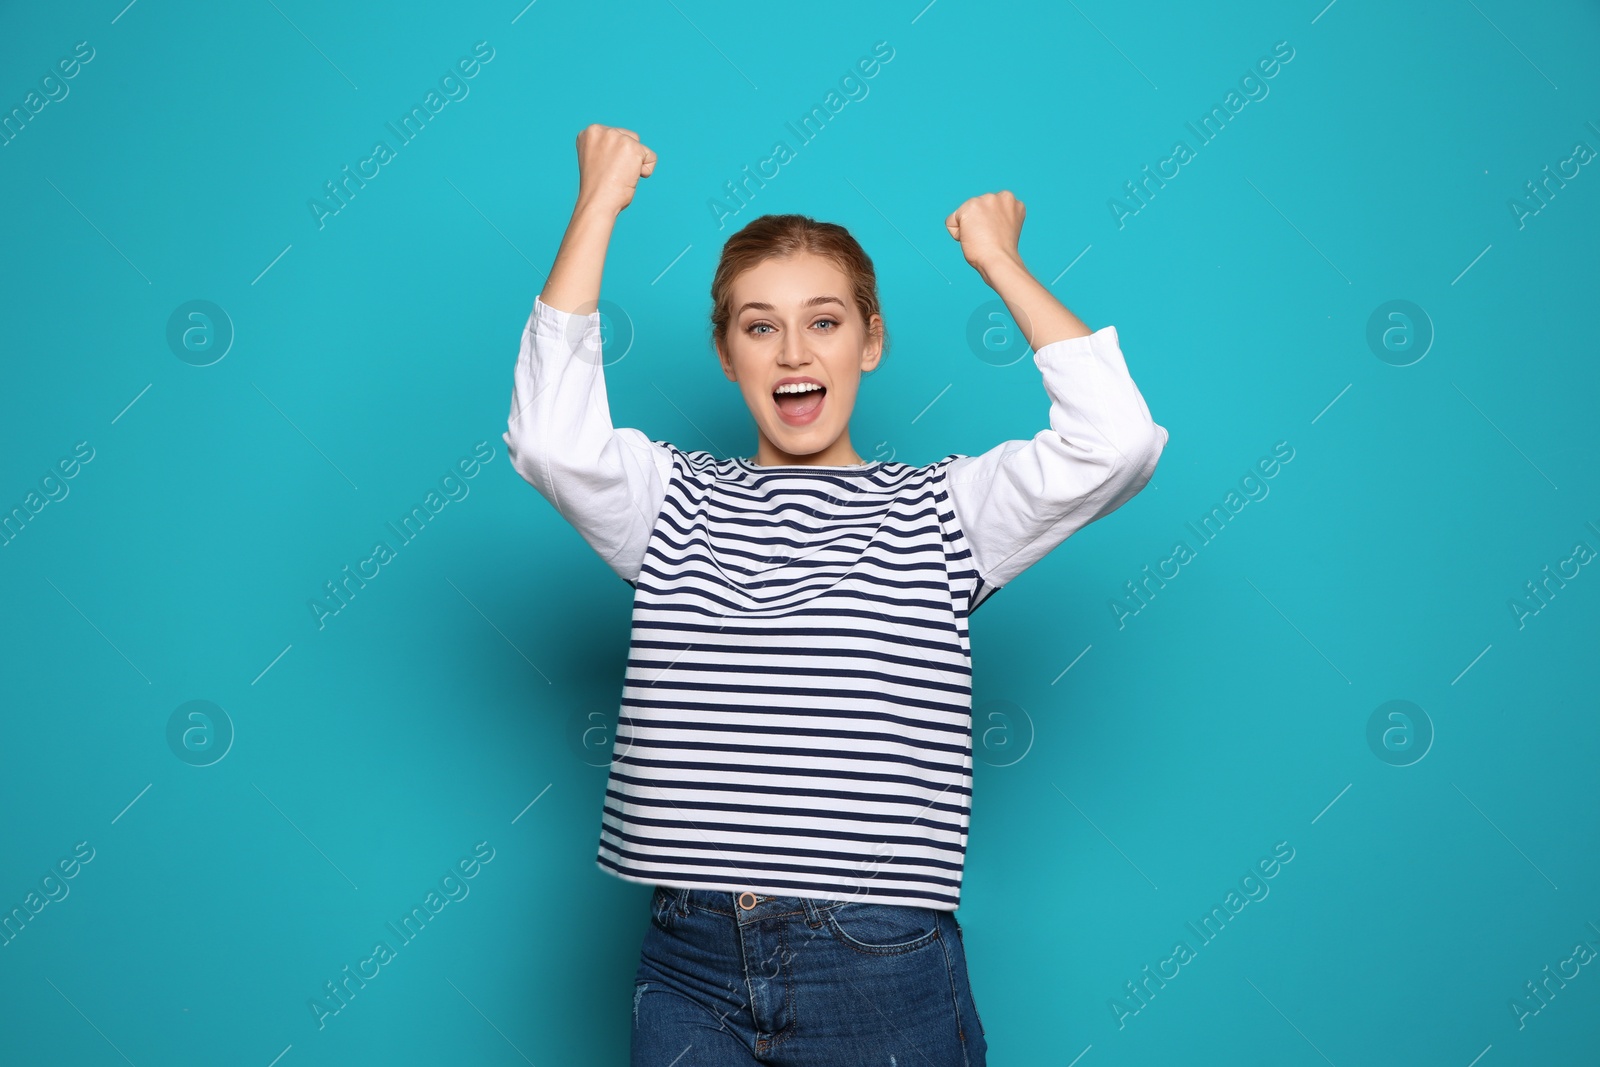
[735,295,847,316]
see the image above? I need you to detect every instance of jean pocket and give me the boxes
[649,885,679,932]
[822,901,941,955]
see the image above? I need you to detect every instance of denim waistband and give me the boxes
[661,885,856,922]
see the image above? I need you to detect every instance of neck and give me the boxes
[751,434,865,467]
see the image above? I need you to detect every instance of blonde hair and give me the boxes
[709,214,886,358]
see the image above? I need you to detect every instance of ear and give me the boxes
[715,336,738,382]
[860,314,885,373]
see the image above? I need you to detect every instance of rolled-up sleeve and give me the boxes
[503,296,672,585]
[946,324,1167,598]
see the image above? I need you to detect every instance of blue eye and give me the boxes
[745,318,837,336]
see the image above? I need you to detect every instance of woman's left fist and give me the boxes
[944,190,1025,275]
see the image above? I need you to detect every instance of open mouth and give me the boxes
[773,384,826,425]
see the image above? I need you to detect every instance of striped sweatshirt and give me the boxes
[504,296,1167,910]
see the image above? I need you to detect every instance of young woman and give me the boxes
[505,125,1168,1065]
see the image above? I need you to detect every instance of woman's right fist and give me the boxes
[574,124,657,216]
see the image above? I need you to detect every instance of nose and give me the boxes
[778,332,809,367]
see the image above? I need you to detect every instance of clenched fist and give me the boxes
[945,191,1025,279]
[574,124,657,217]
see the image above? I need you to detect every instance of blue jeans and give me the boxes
[631,885,988,1065]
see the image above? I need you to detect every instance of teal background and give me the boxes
[2,0,1597,1063]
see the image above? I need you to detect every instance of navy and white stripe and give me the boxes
[503,295,1169,911]
[597,448,986,910]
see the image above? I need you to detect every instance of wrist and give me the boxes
[973,249,1026,288]
[571,195,623,227]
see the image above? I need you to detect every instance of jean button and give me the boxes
[737,891,759,910]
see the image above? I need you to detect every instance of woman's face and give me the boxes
[716,251,883,466]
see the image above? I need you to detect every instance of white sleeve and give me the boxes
[947,324,1167,596]
[502,295,672,585]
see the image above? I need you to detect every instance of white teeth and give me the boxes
[774,382,824,395]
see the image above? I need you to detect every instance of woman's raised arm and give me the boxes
[540,125,656,313]
[503,126,672,587]
[942,191,1169,600]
